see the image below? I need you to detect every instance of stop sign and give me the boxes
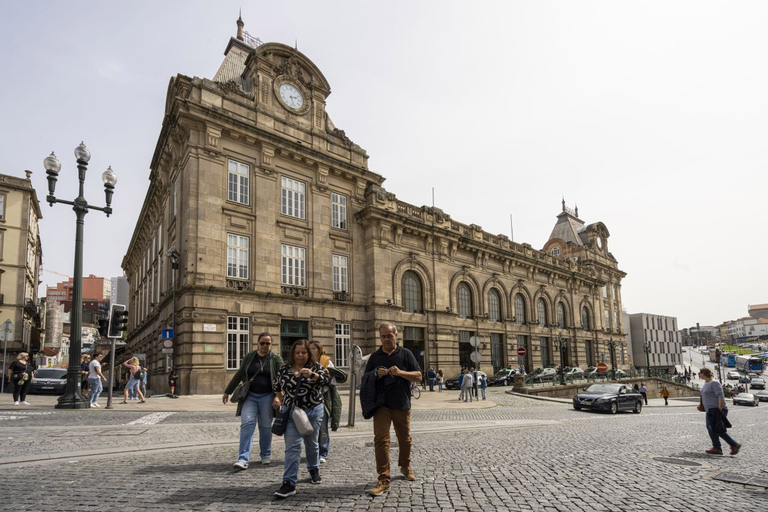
[517,347,527,357]
[597,362,609,372]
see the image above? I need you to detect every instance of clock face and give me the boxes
[279,83,304,110]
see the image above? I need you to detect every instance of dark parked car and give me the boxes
[754,390,768,402]
[750,378,766,390]
[573,383,643,414]
[487,368,516,386]
[445,374,462,390]
[29,368,68,394]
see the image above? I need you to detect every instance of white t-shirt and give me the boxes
[88,359,101,379]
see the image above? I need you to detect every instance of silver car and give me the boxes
[30,368,68,394]
[733,393,759,407]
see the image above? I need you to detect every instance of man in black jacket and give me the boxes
[364,322,422,496]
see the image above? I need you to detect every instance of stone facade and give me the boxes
[122,20,628,395]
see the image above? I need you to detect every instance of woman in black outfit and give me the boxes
[9,352,34,405]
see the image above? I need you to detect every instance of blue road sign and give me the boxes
[162,328,174,340]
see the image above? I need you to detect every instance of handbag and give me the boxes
[271,405,291,436]
[292,407,314,436]
[230,375,255,403]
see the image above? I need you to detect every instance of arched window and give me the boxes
[537,299,548,326]
[488,289,501,322]
[514,294,526,325]
[556,302,566,329]
[457,282,473,319]
[582,307,591,331]
[402,270,423,313]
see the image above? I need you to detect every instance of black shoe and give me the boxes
[309,468,322,484]
[274,481,296,498]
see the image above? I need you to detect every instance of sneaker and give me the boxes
[233,461,248,470]
[309,468,322,484]
[705,447,723,455]
[730,444,741,456]
[261,458,271,465]
[319,457,327,464]
[91,402,100,408]
[368,481,390,496]
[21,401,31,406]
[274,481,296,498]
[400,466,417,481]
[13,401,19,406]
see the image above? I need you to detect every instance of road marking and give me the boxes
[0,412,53,421]
[127,412,175,425]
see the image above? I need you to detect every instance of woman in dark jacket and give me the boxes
[9,352,34,405]
[223,332,284,469]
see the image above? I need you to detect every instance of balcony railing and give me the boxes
[281,286,307,297]
[333,291,350,302]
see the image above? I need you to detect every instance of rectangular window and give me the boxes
[604,310,612,329]
[332,254,348,292]
[490,333,503,372]
[172,179,177,217]
[227,234,249,280]
[281,176,306,219]
[602,285,609,298]
[585,340,594,367]
[227,316,249,370]
[227,159,250,205]
[335,323,351,367]
[459,330,474,369]
[539,336,550,367]
[331,192,347,229]
[281,244,306,286]
[0,193,6,221]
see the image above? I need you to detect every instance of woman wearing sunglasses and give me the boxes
[223,332,284,469]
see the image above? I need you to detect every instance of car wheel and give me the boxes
[573,404,581,411]
[610,402,618,414]
[633,401,642,414]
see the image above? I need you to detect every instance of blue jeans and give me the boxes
[429,378,435,391]
[319,410,330,459]
[88,377,103,403]
[237,391,275,465]
[282,403,324,486]
[706,408,738,450]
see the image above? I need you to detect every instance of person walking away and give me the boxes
[639,383,648,405]
[460,368,474,403]
[121,357,146,404]
[364,322,422,497]
[480,372,487,400]
[168,369,178,396]
[699,367,740,456]
[223,332,284,470]
[660,386,670,406]
[87,353,107,407]
[140,367,149,398]
[309,340,342,464]
[9,352,34,405]
[80,354,91,393]
[471,367,479,399]
[437,368,444,392]
[273,339,330,498]
[427,367,436,391]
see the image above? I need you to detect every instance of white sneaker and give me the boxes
[233,460,248,470]
[91,402,100,408]
[13,401,19,406]
[21,401,30,406]
[319,457,327,464]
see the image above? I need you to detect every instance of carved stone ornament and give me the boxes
[275,55,310,87]
[217,79,242,96]
[325,114,353,147]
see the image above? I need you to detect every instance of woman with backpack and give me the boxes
[121,357,146,404]
[9,352,34,405]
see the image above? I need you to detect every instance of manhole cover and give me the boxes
[652,457,702,467]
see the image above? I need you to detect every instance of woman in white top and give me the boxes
[87,352,107,407]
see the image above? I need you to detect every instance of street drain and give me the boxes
[652,457,702,467]
[714,472,768,488]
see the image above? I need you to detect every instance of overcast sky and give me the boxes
[2,1,766,330]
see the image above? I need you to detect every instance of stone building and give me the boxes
[123,18,628,394]
[0,171,43,359]
[627,313,682,372]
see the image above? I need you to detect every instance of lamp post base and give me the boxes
[55,392,91,409]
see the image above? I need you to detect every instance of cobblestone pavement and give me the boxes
[1,387,766,511]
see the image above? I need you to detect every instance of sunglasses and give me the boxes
[259,342,272,346]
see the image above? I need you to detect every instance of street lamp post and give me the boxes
[607,338,616,380]
[166,248,180,376]
[643,342,651,377]
[44,143,117,409]
[554,337,567,385]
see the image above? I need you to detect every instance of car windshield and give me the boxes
[584,384,620,394]
[34,369,67,379]
[494,370,510,377]
[738,394,755,399]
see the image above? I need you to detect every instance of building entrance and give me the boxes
[280,320,308,361]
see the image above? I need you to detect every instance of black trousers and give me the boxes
[13,379,30,402]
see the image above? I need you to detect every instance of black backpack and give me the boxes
[134,368,144,381]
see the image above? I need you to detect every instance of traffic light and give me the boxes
[108,304,129,338]
[98,318,109,338]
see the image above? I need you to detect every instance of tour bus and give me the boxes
[735,355,763,374]
[723,353,736,367]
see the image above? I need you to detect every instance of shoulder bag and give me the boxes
[271,404,291,436]
[230,375,255,403]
